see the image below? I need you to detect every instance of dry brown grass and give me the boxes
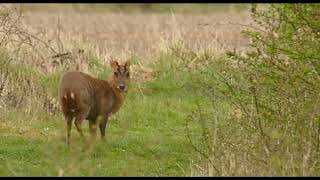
[19,8,252,76]
[1,4,254,118]
[1,4,254,124]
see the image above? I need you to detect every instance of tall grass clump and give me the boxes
[174,4,320,176]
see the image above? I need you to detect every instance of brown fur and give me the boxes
[58,60,130,146]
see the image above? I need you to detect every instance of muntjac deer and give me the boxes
[58,60,130,146]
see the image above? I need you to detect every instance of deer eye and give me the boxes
[126,72,130,77]
[114,72,120,76]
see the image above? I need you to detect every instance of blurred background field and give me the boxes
[19,3,249,13]
[19,3,252,60]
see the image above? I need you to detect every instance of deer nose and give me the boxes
[119,84,125,90]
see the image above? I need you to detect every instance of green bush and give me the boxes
[182,4,320,176]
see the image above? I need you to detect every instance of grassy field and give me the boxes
[0,68,207,176]
[0,47,220,176]
[0,4,249,176]
[2,4,318,177]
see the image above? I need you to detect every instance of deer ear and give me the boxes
[110,60,119,71]
[124,60,130,70]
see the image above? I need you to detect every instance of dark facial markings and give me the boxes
[114,65,129,78]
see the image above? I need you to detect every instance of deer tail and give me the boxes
[62,90,78,113]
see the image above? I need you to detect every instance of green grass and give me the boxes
[0,62,209,176]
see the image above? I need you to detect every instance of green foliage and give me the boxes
[182,4,320,176]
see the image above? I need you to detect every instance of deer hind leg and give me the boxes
[89,118,99,142]
[65,115,73,146]
[74,116,86,141]
[99,113,109,141]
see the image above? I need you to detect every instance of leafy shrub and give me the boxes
[183,4,320,176]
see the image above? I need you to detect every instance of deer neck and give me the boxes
[107,76,126,114]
